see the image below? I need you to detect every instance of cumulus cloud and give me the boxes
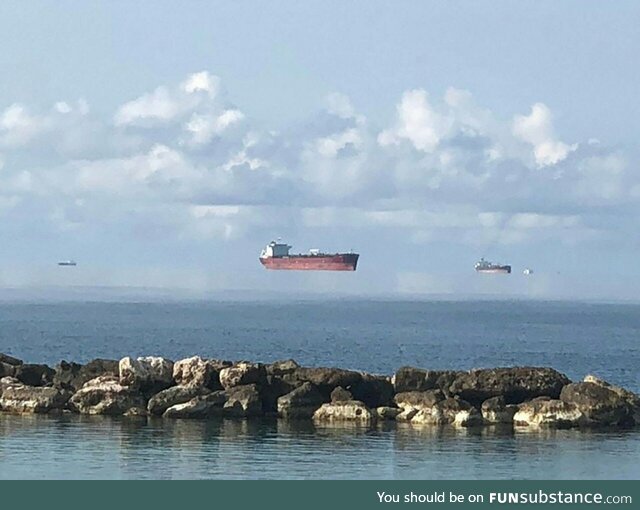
[0,70,636,290]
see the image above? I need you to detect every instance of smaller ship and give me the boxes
[260,241,359,271]
[523,268,533,275]
[57,260,77,266]
[474,258,511,274]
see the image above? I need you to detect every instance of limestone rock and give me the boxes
[0,384,71,413]
[392,367,461,393]
[449,367,571,406]
[0,362,16,378]
[147,385,210,416]
[224,384,263,417]
[0,353,23,366]
[69,376,145,415]
[124,407,148,417]
[119,356,174,394]
[266,359,300,376]
[394,390,445,408]
[583,375,640,425]
[219,362,267,390]
[514,398,584,428]
[481,396,518,424]
[560,382,633,426]
[287,367,362,396]
[350,373,395,408]
[313,400,375,424]
[162,391,227,419]
[14,363,55,387]
[410,398,483,427]
[330,386,353,402]
[172,356,229,390]
[277,382,326,418]
[54,359,119,392]
[375,406,401,420]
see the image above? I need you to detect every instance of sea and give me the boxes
[0,299,639,479]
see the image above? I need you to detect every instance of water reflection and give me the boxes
[0,414,639,479]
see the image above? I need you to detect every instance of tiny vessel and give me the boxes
[523,268,533,275]
[474,258,511,274]
[259,241,359,271]
[57,260,77,266]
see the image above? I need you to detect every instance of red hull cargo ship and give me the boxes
[260,241,359,271]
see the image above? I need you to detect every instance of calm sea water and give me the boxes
[0,299,639,479]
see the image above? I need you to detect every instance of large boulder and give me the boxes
[119,356,174,395]
[147,385,210,416]
[54,359,119,391]
[286,367,362,397]
[560,382,634,426]
[513,398,583,428]
[224,384,263,417]
[172,356,230,390]
[219,362,267,390]
[481,396,518,424]
[277,382,326,418]
[162,392,227,419]
[313,400,375,424]
[449,367,571,406]
[410,398,483,427]
[69,376,146,415]
[14,363,56,387]
[330,386,353,402]
[261,375,298,414]
[375,406,401,420]
[394,390,445,408]
[392,367,460,393]
[0,384,71,413]
[349,373,395,408]
[583,375,640,425]
[266,359,300,376]
[0,362,16,378]
[0,353,22,366]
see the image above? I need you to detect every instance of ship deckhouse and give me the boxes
[261,241,291,259]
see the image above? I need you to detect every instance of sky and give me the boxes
[0,1,639,300]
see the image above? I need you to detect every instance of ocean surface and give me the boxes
[0,299,639,479]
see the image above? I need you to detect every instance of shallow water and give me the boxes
[0,299,639,479]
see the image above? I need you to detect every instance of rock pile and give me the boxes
[0,353,638,429]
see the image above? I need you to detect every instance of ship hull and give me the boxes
[476,266,511,274]
[260,253,359,271]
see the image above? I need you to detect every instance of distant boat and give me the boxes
[523,268,533,275]
[259,240,359,271]
[474,258,511,274]
[57,260,77,266]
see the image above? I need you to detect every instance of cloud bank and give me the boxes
[0,72,636,295]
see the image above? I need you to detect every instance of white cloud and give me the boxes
[184,109,244,145]
[512,103,576,167]
[0,104,49,146]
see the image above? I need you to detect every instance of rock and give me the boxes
[583,375,640,425]
[375,406,400,420]
[261,375,298,413]
[288,367,362,397]
[147,385,210,416]
[69,376,146,415]
[54,359,120,391]
[481,396,518,424]
[119,356,174,394]
[392,367,461,393]
[514,398,583,428]
[0,353,22,366]
[349,373,395,408]
[172,356,229,390]
[14,363,56,387]
[224,384,263,417]
[560,382,634,426]
[396,408,419,422]
[330,386,353,402]
[266,359,300,376]
[449,367,571,406]
[277,382,326,418]
[219,362,267,390]
[0,376,21,392]
[410,398,483,427]
[0,362,16,378]
[313,400,375,424]
[162,392,227,419]
[0,384,71,413]
[124,407,148,417]
[394,390,445,408]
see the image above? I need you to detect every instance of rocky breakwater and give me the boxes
[0,352,639,430]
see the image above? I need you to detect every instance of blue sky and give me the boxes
[0,1,639,300]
